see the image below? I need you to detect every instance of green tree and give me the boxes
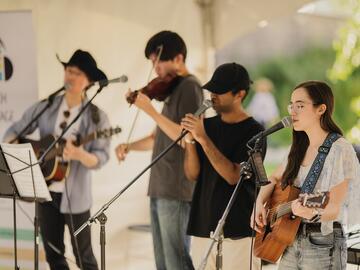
[249,47,359,146]
[329,0,360,144]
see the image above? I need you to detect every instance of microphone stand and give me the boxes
[198,162,252,270]
[74,129,190,270]
[74,100,211,270]
[28,150,39,270]
[247,138,271,187]
[9,86,65,144]
[5,85,105,269]
[38,85,104,164]
[9,85,105,180]
[198,139,268,270]
[5,86,63,269]
[0,149,39,270]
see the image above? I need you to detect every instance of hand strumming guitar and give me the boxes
[250,200,267,233]
[63,139,98,168]
[63,139,85,161]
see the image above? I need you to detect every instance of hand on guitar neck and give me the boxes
[291,194,323,220]
[251,185,329,233]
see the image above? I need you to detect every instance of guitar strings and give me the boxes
[267,194,325,221]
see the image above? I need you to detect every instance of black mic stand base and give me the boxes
[74,130,191,269]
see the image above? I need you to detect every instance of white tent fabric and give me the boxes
[0,0,312,238]
[0,0,208,246]
[0,1,313,266]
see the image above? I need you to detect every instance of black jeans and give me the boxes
[39,192,98,270]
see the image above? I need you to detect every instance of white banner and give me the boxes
[0,11,45,270]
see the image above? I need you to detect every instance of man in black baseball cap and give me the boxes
[181,63,264,269]
[202,62,252,113]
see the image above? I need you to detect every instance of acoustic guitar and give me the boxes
[19,126,121,184]
[254,183,329,263]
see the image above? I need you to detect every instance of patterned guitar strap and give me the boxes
[300,132,342,194]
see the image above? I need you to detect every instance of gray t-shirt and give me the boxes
[148,75,203,202]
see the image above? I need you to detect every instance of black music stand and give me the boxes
[0,143,51,270]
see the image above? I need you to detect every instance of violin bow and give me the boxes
[125,45,164,147]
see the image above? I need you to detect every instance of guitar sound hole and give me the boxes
[262,224,272,241]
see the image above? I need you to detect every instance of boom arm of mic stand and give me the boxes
[9,102,51,144]
[38,86,104,164]
[74,129,189,237]
[9,86,105,176]
[9,87,65,144]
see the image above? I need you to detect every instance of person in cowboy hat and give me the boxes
[4,49,111,270]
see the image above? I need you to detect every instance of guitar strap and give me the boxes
[300,132,342,194]
[90,103,100,125]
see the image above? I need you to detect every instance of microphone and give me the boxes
[44,83,71,103]
[181,100,212,137]
[64,82,72,90]
[193,99,213,117]
[248,116,292,144]
[87,75,128,89]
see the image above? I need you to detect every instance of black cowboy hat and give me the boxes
[57,49,107,82]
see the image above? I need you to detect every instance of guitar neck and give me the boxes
[78,132,96,146]
[274,195,329,221]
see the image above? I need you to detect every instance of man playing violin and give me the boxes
[3,50,111,270]
[115,31,203,270]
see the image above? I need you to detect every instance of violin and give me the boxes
[123,44,182,148]
[126,73,183,104]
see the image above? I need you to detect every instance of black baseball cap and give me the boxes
[202,63,252,94]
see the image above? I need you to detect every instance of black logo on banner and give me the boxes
[0,38,14,81]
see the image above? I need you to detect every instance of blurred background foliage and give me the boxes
[244,0,360,147]
[329,0,360,144]
[246,45,359,147]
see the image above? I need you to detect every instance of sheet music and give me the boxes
[0,143,52,201]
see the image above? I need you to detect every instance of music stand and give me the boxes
[0,143,51,270]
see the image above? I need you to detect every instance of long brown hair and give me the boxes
[281,81,343,187]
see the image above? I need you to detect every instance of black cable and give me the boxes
[47,241,77,265]
[16,201,33,225]
[250,180,258,270]
[63,95,86,270]
[64,170,84,270]
[15,197,78,266]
